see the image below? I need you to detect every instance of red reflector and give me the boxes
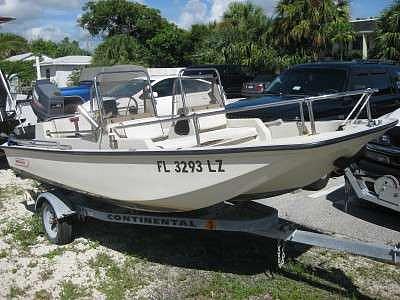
[255,84,264,92]
[70,117,79,123]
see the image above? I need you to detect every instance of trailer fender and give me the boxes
[35,192,76,220]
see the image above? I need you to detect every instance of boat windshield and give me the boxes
[103,79,155,98]
[175,69,226,116]
[93,67,227,125]
[94,69,157,121]
[266,68,347,96]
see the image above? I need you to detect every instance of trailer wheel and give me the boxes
[41,201,73,245]
[303,175,329,191]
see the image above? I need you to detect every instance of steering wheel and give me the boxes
[126,96,139,116]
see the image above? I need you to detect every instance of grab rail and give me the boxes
[340,89,376,127]
[8,138,72,150]
[77,105,99,129]
[110,89,376,146]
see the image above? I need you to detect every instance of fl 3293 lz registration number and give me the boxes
[157,160,225,173]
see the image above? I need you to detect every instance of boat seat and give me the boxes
[154,127,258,149]
[109,113,154,123]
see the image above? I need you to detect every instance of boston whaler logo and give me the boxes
[15,158,29,168]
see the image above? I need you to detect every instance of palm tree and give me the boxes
[216,2,273,70]
[274,0,352,60]
[376,1,400,61]
[93,34,148,66]
[329,21,354,60]
[0,33,29,60]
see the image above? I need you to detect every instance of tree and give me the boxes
[56,37,90,57]
[0,33,29,60]
[0,60,35,86]
[273,0,352,60]
[30,38,89,58]
[192,3,276,72]
[147,24,190,67]
[79,0,168,44]
[376,0,400,61]
[328,20,354,60]
[92,34,148,66]
[30,39,59,57]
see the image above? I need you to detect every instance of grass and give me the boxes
[39,268,54,281]
[28,260,38,268]
[34,289,52,300]
[3,215,43,249]
[185,260,359,300]
[59,281,89,300]
[8,285,26,298]
[0,249,8,258]
[0,185,27,201]
[89,253,145,300]
[353,263,400,284]
[87,239,100,249]
[43,247,65,259]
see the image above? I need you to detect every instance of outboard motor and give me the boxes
[31,79,84,121]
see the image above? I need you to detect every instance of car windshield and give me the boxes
[266,68,347,96]
[254,74,275,82]
[103,79,154,98]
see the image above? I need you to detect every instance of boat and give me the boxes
[1,67,398,212]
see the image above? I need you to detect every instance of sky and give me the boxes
[0,0,395,50]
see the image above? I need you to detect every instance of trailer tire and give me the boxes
[41,201,73,245]
[304,175,329,191]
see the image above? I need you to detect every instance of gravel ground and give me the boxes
[1,167,400,299]
[260,176,400,245]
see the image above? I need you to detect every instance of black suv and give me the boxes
[227,61,400,121]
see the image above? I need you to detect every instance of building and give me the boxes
[350,18,378,60]
[35,56,92,87]
[5,52,52,64]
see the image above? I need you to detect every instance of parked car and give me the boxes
[241,73,276,98]
[227,61,400,122]
[188,64,253,99]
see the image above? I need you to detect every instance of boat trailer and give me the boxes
[344,167,400,213]
[32,188,400,267]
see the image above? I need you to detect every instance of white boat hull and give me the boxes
[2,121,395,212]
